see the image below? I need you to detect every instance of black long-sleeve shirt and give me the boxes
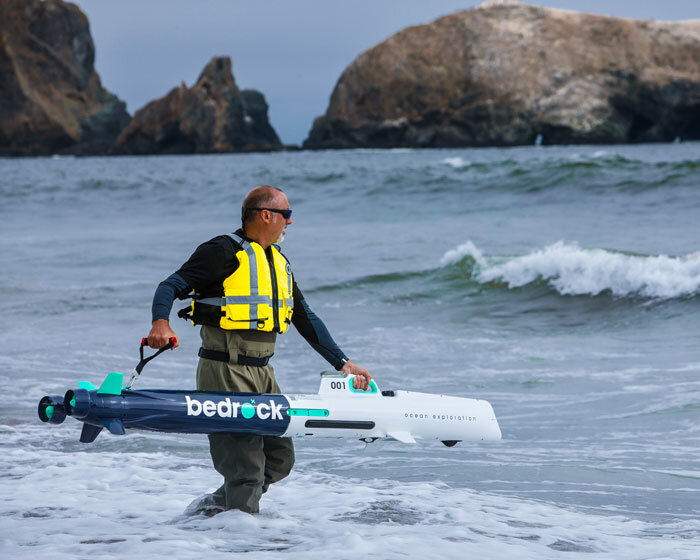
[152,231,348,370]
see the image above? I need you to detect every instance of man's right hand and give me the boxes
[148,319,179,349]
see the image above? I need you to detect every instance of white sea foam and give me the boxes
[442,241,700,299]
[441,156,471,169]
[2,441,699,560]
[439,240,484,266]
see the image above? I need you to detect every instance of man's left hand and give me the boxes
[341,360,373,390]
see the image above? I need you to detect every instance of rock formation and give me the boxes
[304,0,700,149]
[111,57,281,154]
[0,0,130,156]
[240,89,283,148]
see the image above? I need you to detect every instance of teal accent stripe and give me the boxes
[309,409,329,417]
[287,408,329,417]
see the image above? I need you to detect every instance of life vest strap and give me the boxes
[226,232,248,248]
[196,295,272,306]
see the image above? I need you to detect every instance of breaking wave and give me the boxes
[312,241,700,302]
[441,241,700,300]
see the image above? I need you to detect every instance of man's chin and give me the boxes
[275,231,286,244]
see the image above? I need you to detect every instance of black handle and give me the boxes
[136,337,177,374]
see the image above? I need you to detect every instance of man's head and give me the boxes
[241,185,292,248]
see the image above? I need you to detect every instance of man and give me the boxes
[147,185,372,514]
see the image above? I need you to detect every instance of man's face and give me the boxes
[266,192,292,243]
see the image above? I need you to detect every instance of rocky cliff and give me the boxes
[0,0,130,156]
[304,0,700,149]
[111,57,281,155]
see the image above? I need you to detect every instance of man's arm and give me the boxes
[148,273,190,348]
[147,237,236,349]
[291,282,372,390]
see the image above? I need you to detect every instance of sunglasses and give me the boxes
[248,207,293,219]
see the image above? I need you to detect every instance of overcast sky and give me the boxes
[73,0,698,145]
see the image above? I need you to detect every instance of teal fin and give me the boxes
[78,381,97,391]
[97,372,124,395]
[101,418,125,435]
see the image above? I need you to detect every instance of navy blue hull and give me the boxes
[64,388,292,441]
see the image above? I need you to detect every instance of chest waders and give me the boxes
[190,233,295,514]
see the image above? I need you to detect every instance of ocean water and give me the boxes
[1,144,699,559]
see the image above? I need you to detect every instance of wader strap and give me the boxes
[198,347,272,367]
[194,297,222,307]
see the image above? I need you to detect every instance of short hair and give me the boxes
[241,185,284,226]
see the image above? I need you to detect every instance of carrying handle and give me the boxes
[125,337,177,390]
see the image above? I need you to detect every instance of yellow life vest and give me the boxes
[193,233,294,333]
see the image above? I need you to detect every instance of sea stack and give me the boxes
[304,0,700,149]
[111,57,282,155]
[0,0,130,156]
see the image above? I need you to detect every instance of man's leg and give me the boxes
[259,369,294,493]
[197,326,269,513]
[259,367,295,493]
[196,326,295,512]
[262,435,295,494]
[208,433,265,514]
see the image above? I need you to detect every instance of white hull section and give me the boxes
[282,372,501,444]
